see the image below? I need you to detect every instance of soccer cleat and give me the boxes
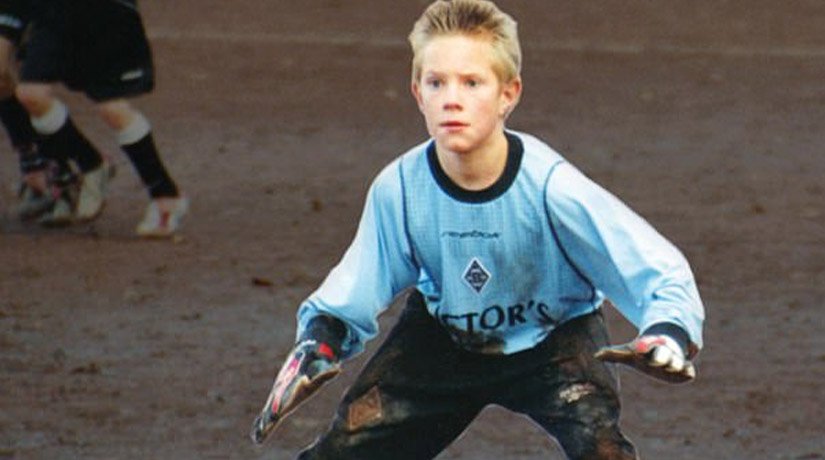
[37,170,79,227]
[17,183,55,221]
[17,166,55,221]
[37,183,77,227]
[75,162,116,222]
[135,195,189,238]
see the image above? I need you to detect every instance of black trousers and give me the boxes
[299,291,637,460]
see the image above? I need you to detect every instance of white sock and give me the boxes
[30,100,69,135]
[117,113,152,146]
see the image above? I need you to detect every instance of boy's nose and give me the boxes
[442,84,462,110]
[443,101,462,111]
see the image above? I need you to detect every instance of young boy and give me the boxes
[252,1,705,458]
[14,0,188,236]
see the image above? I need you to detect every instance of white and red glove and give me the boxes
[250,339,341,444]
[251,315,348,444]
[595,329,696,384]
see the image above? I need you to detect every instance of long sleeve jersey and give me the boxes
[297,131,705,359]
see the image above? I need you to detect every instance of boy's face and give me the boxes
[412,34,521,156]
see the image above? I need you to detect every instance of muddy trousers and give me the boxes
[298,291,637,460]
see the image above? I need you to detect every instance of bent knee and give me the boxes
[15,83,54,114]
[97,99,138,130]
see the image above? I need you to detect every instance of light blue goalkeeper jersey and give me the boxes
[297,131,704,359]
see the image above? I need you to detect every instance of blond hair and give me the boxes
[408,0,521,84]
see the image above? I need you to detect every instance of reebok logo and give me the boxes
[441,230,500,239]
[463,258,490,293]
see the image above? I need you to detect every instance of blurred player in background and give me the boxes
[251,0,705,458]
[0,0,76,222]
[15,0,188,237]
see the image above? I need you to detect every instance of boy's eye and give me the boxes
[466,79,479,88]
[427,79,442,89]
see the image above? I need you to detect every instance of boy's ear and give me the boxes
[411,80,425,112]
[500,77,523,118]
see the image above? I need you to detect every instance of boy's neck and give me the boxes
[435,131,509,191]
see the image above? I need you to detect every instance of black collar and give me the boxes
[427,131,524,203]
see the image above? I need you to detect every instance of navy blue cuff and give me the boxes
[299,315,347,359]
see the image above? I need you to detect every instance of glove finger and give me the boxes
[681,360,696,379]
[664,349,686,373]
[250,405,281,444]
[651,344,682,368]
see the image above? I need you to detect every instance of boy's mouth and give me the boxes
[440,121,468,128]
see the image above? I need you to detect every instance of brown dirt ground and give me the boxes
[2,1,824,459]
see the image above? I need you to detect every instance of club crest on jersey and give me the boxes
[463,258,491,293]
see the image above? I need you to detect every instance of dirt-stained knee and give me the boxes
[590,426,638,460]
[346,385,384,432]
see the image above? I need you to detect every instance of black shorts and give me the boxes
[0,0,29,44]
[299,291,637,460]
[19,0,154,102]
